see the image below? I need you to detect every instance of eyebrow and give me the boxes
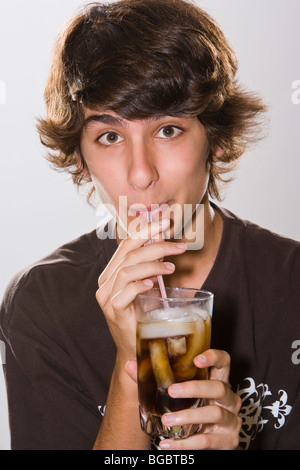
[84,114,127,129]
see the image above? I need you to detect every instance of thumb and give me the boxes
[125,360,138,383]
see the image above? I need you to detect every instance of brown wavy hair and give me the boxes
[37,0,267,201]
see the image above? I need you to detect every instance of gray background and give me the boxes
[0,0,299,450]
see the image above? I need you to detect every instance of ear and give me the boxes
[76,149,90,175]
[214,146,225,158]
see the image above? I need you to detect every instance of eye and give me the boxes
[156,126,182,139]
[98,132,124,146]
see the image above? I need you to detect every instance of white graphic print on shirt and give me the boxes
[236,377,292,449]
[97,377,293,450]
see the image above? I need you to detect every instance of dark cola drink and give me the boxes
[137,305,211,439]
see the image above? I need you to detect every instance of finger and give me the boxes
[125,360,138,383]
[161,404,235,428]
[98,241,186,304]
[168,379,231,402]
[159,429,240,451]
[99,218,170,284]
[119,240,186,268]
[111,260,175,297]
[168,379,240,413]
[99,278,154,313]
[194,349,231,383]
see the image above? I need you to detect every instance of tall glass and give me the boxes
[135,287,213,440]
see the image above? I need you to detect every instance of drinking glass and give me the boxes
[135,287,213,439]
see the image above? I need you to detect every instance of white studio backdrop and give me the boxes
[0,0,299,450]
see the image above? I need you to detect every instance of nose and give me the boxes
[127,141,159,191]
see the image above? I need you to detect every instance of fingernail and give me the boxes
[143,279,153,287]
[176,243,187,250]
[195,354,206,365]
[169,384,183,396]
[160,441,171,450]
[160,218,170,228]
[163,413,175,425]
[164,262,175,271]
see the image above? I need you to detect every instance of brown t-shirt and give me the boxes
[1,205,300,450]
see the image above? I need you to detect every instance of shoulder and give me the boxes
[218,205,300,295]
[3,229,105,295]
[219,205,300,262]
[0,229,117,336]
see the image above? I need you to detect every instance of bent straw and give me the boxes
[147,210,169,307]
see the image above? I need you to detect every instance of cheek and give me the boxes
[172,146,209,183]
[168,145,209,206]
[92,170,125,209]
[81,143,117,187]
[81,151,120,206]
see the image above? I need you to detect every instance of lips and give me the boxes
[128,202,170,221]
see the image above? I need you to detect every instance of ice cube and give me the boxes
[149,339,174,390]
[185,304,210,321]
[173,317,206,381]
[147,306,189,322]
[138,320,194,340]
[167,336,187,356]
[203,316,212,352]
[138,358,152,382]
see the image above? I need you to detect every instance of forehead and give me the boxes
[83,108,199,131]
[83,109,180,130]
[83,110,127,129]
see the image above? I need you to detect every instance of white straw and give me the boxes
[147,210,169,306]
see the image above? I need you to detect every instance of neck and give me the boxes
[164,196,223,289]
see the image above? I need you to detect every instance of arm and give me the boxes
[92,357,150,450]
[92,218,185,450]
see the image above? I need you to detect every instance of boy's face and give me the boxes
[80,110,210,238]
